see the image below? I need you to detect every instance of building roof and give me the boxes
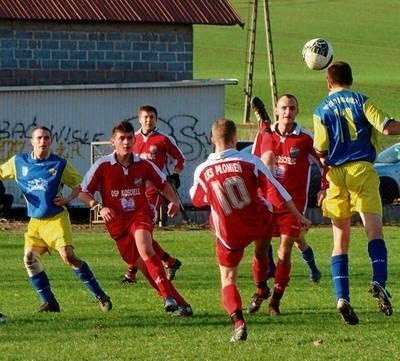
[0,0,244,26]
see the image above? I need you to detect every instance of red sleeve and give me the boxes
[252,121,272,157]
[260,132,275,155]
[145,160,166,190]
[252,132,263,157]
[191,186,207,208]
[165,137,185,172]
[190,173,208,208]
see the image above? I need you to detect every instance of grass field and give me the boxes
[194,0,400,146]
[1,224,400,361]
[1,2,400,360]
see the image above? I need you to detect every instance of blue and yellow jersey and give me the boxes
[313,88,392,166]
[0,153,82,219]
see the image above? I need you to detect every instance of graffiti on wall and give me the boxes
[0,114,212,164]
[0,117,105,162]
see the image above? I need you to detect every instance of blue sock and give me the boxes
[368,239,387,287]
[30,271,58,305]
[74,262,106,298]
[331,254,349,302]
[301,246,319,274]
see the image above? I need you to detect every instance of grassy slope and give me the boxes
[194,0,400,146]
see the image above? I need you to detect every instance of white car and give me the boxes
[238,141,400,206]
[374,143,400,204]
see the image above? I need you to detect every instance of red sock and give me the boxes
[273,261,291,295]
[222,284,242,316]
[152,240,165,259]
[252,256,269,293]
[144,254,173,299]
[153,240,175,266]
[142,270,187,305]
[141,269,161,296]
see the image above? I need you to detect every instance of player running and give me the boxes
[0,126,111,313]
[121,105,184,285]
[190,118,311,341]
[80,120,192,317]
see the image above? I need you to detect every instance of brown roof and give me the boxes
[0,0,243,26]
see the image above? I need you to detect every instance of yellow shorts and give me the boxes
[24,209,74,251]
[322,161,382,219]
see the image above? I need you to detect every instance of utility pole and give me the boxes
[263,0,278,115]
[242,0,258,123]
[242,0,277,123]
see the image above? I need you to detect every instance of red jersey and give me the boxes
[134,128,185,173]
[80,152,166,239]
[260,123,327,213]
[190,148,291,250]
[252,120,271,157]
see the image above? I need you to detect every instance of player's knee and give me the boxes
[23,250,43,277]
[60,248,81,267]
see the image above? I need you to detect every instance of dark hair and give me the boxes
[32,126,52,138]
[138,105,158,118]
[112,121,135,135]
[327,61,353,86]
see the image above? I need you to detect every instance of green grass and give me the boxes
[1,224,400,360]
[194,0,400,148]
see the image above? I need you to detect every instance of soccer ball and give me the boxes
[302,38,333,70]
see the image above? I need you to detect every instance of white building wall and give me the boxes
[0,79,237,206]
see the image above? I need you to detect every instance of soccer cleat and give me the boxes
[310,270,322,284]
[247,288,270,314]
[96,295,112,312]
[121,273,138,285]
[368,281,393,316]
[251,96,271,124]
[268,300,281,316]
[337,298,359,325]
[164,297,178,312]
[165,259,182,281]
[0,313,7,323]
[171,304,193,317]
[230,323,248,342]
[37,302,60,313]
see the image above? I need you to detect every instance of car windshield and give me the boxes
[376,143,400,163]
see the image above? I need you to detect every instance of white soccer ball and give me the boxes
[302,38,333,70]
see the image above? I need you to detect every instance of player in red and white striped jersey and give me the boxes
[190,118,310,341]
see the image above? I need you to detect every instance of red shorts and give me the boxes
[107,213,154,265]
[216,239,245,268]
[271,211,302,238]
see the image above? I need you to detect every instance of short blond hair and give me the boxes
[211,118,236,144]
